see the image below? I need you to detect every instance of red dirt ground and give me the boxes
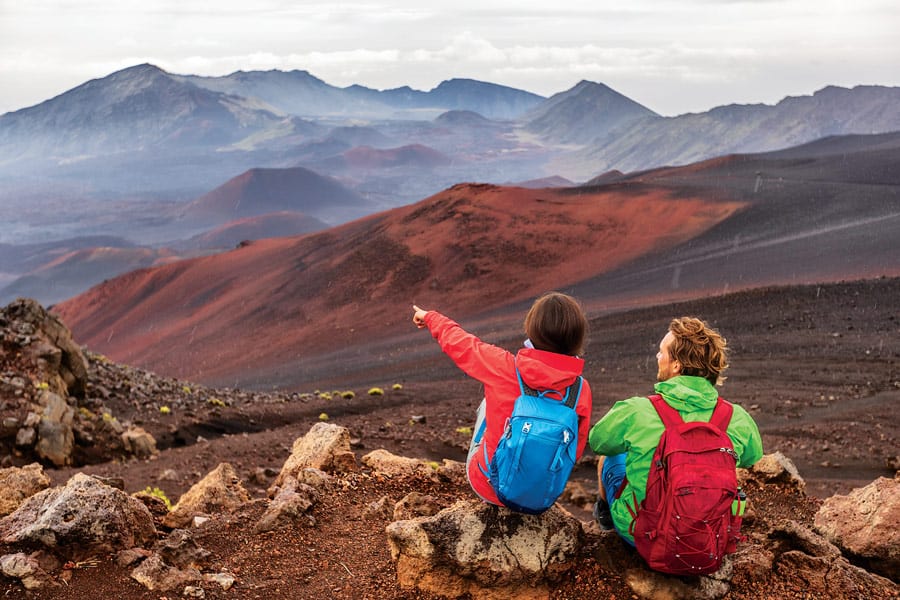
[5,277,895,599]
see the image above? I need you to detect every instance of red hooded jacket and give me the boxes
[423,310,593,505]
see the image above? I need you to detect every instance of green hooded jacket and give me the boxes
[588,375,763,543]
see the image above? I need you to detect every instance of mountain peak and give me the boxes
[108,63,169,80]
[524,80,658,144]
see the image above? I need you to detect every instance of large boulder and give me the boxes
[0,463,50,517]
[0,299,89,468]
[1,298,87,398]
[726,521,899,598]
[386,500,583,600]
[0,473,156,554]
[270,422,357,493]
[163,462,250,529]
[813,476,900,580]
[747,451,805,490]
[361,448,439,481]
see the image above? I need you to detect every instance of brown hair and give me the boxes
[523,292,588,356]
[667,317,729,385]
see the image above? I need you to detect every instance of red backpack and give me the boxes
[629,394,745,575]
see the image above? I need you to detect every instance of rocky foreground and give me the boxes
[0,298,898,598]
[0,422,898,599]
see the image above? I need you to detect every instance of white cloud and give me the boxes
[0,0,898,115]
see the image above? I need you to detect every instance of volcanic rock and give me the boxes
[392,491,443,521]
[0,298,87,398]
[362,448,439,481]
[0,463,50,517]
[163,462,250,529]
[748,451,806,490]
[130,554,202,592]
[0,552,52,591]
[386,500,583,599]
[270,422,357,493]
[255,477,319,533]
[120,426,158,459]
[813,476,900,580]
[0,473,155,553]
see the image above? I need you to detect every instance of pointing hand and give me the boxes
[412,305,428,328]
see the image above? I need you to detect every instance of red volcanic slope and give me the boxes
[54,183,743,384]
[182,211,327,250]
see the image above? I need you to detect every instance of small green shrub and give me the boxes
[207,397,226,407]
[392,383,403,391]
[341,391,355,399]
[140,486,173,510]
[368,387,385,396]
[318,412,329,421]
[455,426,473,435]
[159,406,171,415]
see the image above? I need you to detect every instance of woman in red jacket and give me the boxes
[412,292,592,507]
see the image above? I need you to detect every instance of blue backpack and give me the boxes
[483,366,583,514]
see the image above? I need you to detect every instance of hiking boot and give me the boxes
[592,498,614,530]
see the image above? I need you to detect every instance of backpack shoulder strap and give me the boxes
[514,365,539,397]
[563,376,583,409]
[650,394,736,431]
[647,394,683,429]
[709,397,734,431]
[515,361,582,409]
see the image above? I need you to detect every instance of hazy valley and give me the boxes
[0,64,898,599]
[1,64,900,307]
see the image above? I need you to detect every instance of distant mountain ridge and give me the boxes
[180,70,544,120]
[0,64,304,161]
[557,84,900,179]
[3,63,899,192]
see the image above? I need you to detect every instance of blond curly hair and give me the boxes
[667,317,729,385]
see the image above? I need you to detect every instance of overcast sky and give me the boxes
[1,0,899,117]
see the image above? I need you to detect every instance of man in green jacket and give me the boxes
[589,316,763,544]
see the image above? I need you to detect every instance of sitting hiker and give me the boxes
[412,292,593,513]
[589,317,763,574]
